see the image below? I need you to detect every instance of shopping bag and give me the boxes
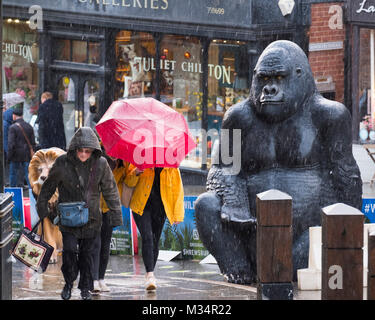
[57,201,89,227]
[12,221,54,273]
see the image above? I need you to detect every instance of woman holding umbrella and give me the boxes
[124,164,184,291]
[96,98,194,291]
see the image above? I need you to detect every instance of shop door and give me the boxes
[57,75,100,145]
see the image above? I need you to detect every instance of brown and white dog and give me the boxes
[28,147,65,264]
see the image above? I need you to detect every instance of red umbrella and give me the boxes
[96,98,197,169]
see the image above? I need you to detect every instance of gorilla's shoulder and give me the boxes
[222,98,254,129]
[311,93,351,124]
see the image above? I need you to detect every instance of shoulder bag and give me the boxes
[57,160,98,227]
[12,220,54,273]
[15,122,34,158]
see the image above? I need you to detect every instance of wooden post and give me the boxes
[368,231,375,300]
[256,189,293,300]
[321,203,364,300]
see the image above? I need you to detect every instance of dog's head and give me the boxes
[28,148,65,201]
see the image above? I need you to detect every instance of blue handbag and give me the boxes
[57,160,97,228]
[58,202,89,227]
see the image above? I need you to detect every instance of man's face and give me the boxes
[76,148,93,162]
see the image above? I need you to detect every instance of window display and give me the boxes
[114,32,250,169]
[115,31,156,101]
[159,35,202,168]
[359,28,375,142]
[3,19,39,122]
[206,39,249,166]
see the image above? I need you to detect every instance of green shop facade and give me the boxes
[4,0,310,182]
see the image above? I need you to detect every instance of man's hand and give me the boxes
[135,168,144,176]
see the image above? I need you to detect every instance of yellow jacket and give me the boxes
[124,164,185,225]
[100,161,128,213]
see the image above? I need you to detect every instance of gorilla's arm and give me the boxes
[318,97,362,209]
[206,100,255,223]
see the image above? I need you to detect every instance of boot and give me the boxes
[81,289,92,300]
[61,283,73,300]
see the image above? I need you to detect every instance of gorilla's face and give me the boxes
[250,46,307,123]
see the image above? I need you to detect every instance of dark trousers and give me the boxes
[92,212,113,280]
[61,231,99,291]
[133,192,166,273]
[9,161,30,187]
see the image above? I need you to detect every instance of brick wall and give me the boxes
[308,2,346,103]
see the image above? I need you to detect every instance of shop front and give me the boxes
[348,0,375,143]
[2,17,39,123]
[4,0,309,175]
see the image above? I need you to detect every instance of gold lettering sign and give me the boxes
[78,0,168,9]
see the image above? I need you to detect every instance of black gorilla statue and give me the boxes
[195,40,362,284]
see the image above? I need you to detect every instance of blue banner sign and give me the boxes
[362,198,375,222]
[5,187,24,239]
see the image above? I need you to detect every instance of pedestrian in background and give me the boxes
[37,91,66,150]
[3,107,13,186]
[92,157,128,294]
[7,103,36,188]
[36,127,123,300]
[124,164,184,291]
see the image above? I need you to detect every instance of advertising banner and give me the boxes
[158,196,210,260]
[5,187,24,239]
[110,206,133,255]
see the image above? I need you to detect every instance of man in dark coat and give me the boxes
[36,127,123,300]
[8,104,36,187]
[3,107,14,186]
[37,91,66,150]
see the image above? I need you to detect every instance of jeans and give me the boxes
[92,212,113,280]
[61,231,99,291]
[9,161,30,187]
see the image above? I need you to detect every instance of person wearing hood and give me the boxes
[36,127,123,300]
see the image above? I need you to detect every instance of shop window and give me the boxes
[207,39,249,168]
[84,80,100,128]
[159,35,202,169]
[72,40,87,63]
[115,31,156,101]
[2,18,39,122]
[55,39,71,61]
[58,77,76,144]
[359,28,374,141]
[53,38,100,65]
[88,42,100,65]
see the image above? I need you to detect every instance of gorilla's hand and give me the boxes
[221,203,256,224]
[207,166,256,224]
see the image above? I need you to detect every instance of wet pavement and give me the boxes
[11,254,258,300]
[12,253,326,301]
[7,143,375,302]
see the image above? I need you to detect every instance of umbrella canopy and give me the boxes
[3,92,25,108]
[96,98,196,169]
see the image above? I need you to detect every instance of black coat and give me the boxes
[36,127,123,239]
[7,118,36,162]
[37,98,66,150]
